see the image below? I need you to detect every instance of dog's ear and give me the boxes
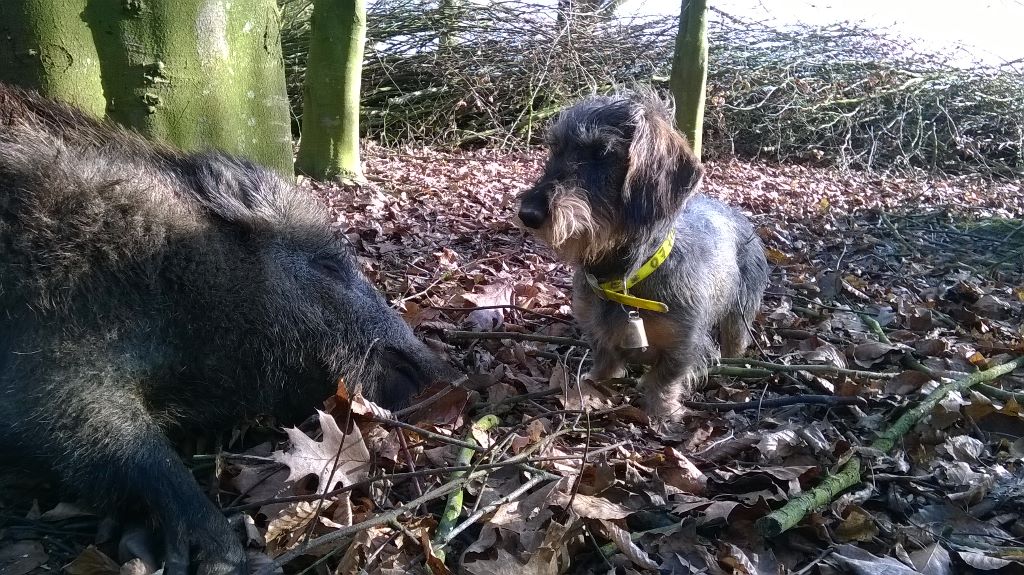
[622,104,703,228]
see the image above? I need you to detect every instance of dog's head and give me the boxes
[516,91,704,264]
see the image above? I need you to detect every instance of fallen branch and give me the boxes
[684,394,868,411]
[432,414,500,564]
[718,357,897,380]
[859,314,893,345]
[443,329,589,348]
[706,365,773,378]
[446,331,896,383]
[257,474,472,574]
[899,352,1022,402]
[756,355,1024,538]
[974,382,1024,403]
[429,304,574,324]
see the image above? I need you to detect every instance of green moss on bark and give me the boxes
[83,0,294,176]
[0,1,106,117]
[670,0,708,158]
[294,0,367,183]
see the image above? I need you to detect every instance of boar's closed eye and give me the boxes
[311,255,348,279]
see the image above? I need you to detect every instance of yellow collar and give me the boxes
[585,230,675,313]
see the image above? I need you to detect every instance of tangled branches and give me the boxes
[282,0,673,145]
[280,0,1024,178]
[706,12,1024,178]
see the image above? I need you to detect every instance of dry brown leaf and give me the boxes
[0,541,49,575]
[836,506,880,542]
[549,491,631,520]
[850,341,901,368]
[63,545,117,575]
[600,520,659,570]
[909,543,953,575]
[273,410,371,491]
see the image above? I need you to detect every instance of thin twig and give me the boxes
[227,451,572,512]
[437,472,554,548]
[429,304,574,324]
[392,375,469,419]
[375,417,485,453]
[257,475,473,574]
[444,330,589,348]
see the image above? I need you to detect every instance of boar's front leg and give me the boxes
[24,371,247,575]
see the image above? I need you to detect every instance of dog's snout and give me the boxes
[517,189,549,229]
[518,204,547,228]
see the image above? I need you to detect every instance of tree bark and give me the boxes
[0,0,106,116]
[669,0,708,158]
[294,0,367,184]
[79,0,294,176]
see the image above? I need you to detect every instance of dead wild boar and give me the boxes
[0,84,456,575]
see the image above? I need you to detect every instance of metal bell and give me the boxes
[622,310,649,351]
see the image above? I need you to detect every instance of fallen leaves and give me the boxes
[3,147,1023,574]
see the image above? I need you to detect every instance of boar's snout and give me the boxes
[375,342,457,410]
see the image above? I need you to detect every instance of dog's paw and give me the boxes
[583,369,626,383]
[646,409,690,437]
[641,394,686,423]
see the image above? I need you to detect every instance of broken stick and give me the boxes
[756,355,1024,538]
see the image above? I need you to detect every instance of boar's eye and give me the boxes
[311,255,348,280]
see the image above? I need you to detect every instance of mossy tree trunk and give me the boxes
[437,0,459,49]
[294,0,366,184]
[669,0,708,158]
[0,0,106,117]
[1,0,294,177]
[84,0,294,176]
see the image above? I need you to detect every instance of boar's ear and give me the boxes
[174,152,288,226]
[621,96,704,229]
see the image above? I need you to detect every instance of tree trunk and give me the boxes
[0,0,106,117]
[669,0,708,158]
[437,0,459,49]
[80,0,294,176]
[294,0,366,184]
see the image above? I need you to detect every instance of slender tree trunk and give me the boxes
[0,1,106,117]
[80,0,294,176]
[438,0,459,49]
[670,0,708,158]
[294,0,367,184]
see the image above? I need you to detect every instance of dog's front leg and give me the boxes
[586,345,627,381]
[588,353,627,381]
[640,355,689,421]
[640,331,713,422]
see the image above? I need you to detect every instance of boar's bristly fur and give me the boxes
[0,84,456,575]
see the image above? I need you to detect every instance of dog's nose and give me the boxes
[518,205,546,229]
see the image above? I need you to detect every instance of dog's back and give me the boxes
[673,194,768,355]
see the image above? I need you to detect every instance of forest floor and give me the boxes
[2,146,1024,575]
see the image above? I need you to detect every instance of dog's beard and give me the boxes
[535,187,616,265]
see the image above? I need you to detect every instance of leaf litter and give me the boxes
[1,145,1022,574]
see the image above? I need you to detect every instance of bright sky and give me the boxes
[620,0,1024,65]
